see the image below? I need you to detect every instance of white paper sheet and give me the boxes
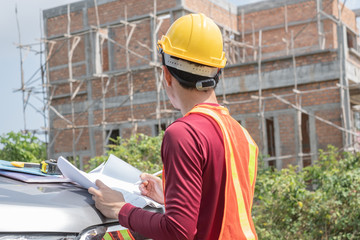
[100,154,142,183]
[57,155,163,209]
[57,156,96,189]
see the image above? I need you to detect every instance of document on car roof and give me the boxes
[57,155,163,209]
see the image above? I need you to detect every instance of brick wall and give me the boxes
[53,128,90,153]
[243,116,261,146]
[316,108,343,149]
[278,113,296,167]
[44,0,357,168]
[122,125,152,139]
[86,0,177,27]
[331,0,357,31]
[52,110,90,153]
[184,0,237,31]
[47,10,83,37]
[49,64,86,82]
[111,20,153,70]
[222,78,342,167]
[224,51,338,80]
[238,0,358,59]
[90,71,157,100]
[241,1,319,31]
[48,37,86,68]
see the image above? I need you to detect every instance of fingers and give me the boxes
[139,182,149,195]
[140,172,151,181]
[140,180,149,187]
[140,172,161,183]
[87,179,126,219]
[88,180,110,198]
[95,179,109,189]
[88,186,100,196]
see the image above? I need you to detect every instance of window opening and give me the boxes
[266,117,275,157]
[155,123,167,136]
[266,117,276,167]
[347,30,355,49]
[106,129,120,146]
[301,113,311,167]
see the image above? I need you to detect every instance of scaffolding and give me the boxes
[15,0,360,170]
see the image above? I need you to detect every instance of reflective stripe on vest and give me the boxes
[185,104,258,240]
[162,168,166,207]
[102,229,135,240]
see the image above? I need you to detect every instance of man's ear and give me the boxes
[163,66,172,87]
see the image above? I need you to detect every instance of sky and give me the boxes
[0,0,359,143]
[0,0,81,142]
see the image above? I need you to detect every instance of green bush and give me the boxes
[88,132,163,173]
[88,132,360,239]
[0,131,47,162]
[253,145,360,239]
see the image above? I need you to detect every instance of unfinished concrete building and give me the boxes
[43,0,360,170]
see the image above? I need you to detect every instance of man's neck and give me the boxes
[179,89,218,115]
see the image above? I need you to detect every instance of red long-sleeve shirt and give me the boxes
[119,104,226,240]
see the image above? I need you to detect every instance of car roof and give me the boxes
[0,175,117,233]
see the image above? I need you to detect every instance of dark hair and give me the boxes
[162,54,220,90]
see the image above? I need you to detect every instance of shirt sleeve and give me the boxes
[118,120,205,240]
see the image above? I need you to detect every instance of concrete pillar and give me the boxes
[83,2,97,160]
[338,24,353,149]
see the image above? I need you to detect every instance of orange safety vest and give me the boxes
[184,104,258,240]
[102,229,135,240]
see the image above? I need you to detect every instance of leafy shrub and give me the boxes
[0,131,47,162]
[87,132,163,173]
[253,145,360,239]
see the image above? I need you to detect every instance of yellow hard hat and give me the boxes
[157,13,227,69]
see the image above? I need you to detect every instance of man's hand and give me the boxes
[88,180,126,219]
[139,173,164,204]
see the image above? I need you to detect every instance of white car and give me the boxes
[0,173,157,239]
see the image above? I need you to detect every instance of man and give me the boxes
[89,13,258,240]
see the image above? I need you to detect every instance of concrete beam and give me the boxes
[353,8,360,17]
[210,0,237,15]
[346,60,360,84]
[52,91,159,115]
[216,60,340,95]
[239,0,310,14]
[43,0,86,19]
